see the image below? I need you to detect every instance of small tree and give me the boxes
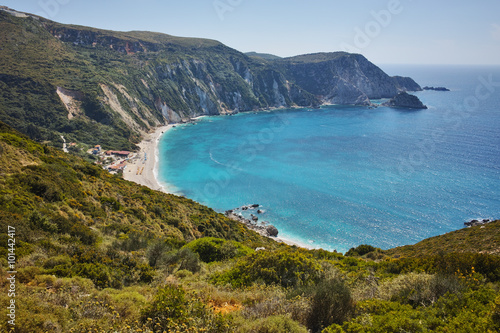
[307,278,354,332]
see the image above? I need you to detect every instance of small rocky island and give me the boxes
[423,86,450,91]
[382,92,428,109]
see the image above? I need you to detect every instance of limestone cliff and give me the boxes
[0,7,422,149]
[274,53,421,106]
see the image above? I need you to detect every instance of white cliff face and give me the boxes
[232,91,243,110]
[1,10,426,151]
[157,101,182,123]
[324,78,371,106]
[195,86,212,115]
[277,53,421,106]
[272,79,286,107]
[244,68,253,87]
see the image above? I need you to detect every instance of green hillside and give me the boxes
[245,52,283,61]
[0,9,319,150]
[385,221,500,258]
[0,7,423,152]
[0,122,499,332]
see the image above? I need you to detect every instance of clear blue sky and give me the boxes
[3,0,500,65]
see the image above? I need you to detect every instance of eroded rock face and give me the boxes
[0,10,424,148]
[276,53,421,106]
[382,92,428,109]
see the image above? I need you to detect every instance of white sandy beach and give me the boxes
[123,125,173,192]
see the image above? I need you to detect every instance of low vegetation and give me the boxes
[0,123,499,332]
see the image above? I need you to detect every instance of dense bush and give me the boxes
[213,248,323,288]
[161,247,202,273]
[237,315,308,333]
[184,237,253,263]
[379,272,464,307]
[345,244,378,257]
[382,253,500,282]
[147,239,172,268]
[307,278,354,332]
[141,285,230,332]
[324,286,500,332]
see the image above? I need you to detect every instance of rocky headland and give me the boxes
[275,53,422,106]
[382,91,428,109]
[0,7,423,149]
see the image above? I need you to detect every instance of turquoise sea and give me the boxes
[157,65,500,253]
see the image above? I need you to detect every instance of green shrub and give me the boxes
[28,210,58,233]
[69,223,97,245]
[141,285,230,332]
[184,237,253,263]
[238,315,308,333]
[16,266,41,283]
[345,244,378,257]
[307,278,354,332]
[99,196,122,211]
[21,173,63,202]
[492,295,500,328]
[42,255,72,269]
[335,299,426,333]
[72,262,113,289]
[379,272,464,307]
[213,248,323,288]
[146,239,171,267]
[241,290,311,326]
[161,247,201,273]
[175,269,194,279]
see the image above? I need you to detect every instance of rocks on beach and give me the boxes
[225,204,278,238]
[266,225,279,237]
[464,219,491,227]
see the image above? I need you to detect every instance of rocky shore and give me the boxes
[464,218,493,227]
[224,204,279,238]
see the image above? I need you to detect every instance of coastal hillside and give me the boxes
[0,7,419,151]
[385,220,500,257]
[1,122,499,332]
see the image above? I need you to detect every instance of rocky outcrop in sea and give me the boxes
[382,92,428,109]
[423,86,450,91]
[275,53,422,106]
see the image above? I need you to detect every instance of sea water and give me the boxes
[157,65,500,253]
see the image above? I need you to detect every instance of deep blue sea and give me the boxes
[158,65,500,253]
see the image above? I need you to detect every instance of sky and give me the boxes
[2,0,500,65]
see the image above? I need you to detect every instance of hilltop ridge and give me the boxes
[1,7,420,150]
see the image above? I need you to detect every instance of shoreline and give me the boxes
[123,124,174,192]
[122,116,322,251]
